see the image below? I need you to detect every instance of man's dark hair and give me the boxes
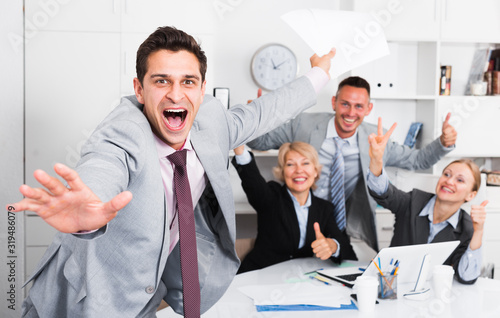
[136,26,207,85]
[336,76,370,97]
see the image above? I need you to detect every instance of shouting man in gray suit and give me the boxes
[247,76,458,255]
[7,26,335,317]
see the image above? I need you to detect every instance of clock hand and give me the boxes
[275,59,289,70]
[271,58,277,69]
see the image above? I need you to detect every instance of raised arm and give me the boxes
[368,117,397,177]
[231,149,275,214]
[384,112,456,170]
[226,50,335,149]
[6,163,132,233]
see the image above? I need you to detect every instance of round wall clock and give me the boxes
[250,43,298,91]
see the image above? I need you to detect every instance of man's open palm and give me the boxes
[7,163,132,233]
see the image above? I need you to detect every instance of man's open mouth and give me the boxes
[163,109,187,128]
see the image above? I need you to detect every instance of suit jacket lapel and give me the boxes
[280,186,301,250]
[190,126,236,244]
[309,123,328,151]
[415,215,430,244]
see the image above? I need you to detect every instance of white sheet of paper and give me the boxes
[238,282,352,307]
[281,9,390,79]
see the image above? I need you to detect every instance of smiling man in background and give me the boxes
[248,76,457,254]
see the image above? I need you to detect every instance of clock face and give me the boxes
[251,44,298,91]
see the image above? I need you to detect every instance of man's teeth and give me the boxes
[164,109,186,127]
[344,118,355,123]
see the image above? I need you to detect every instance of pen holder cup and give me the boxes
[378,273,397,300]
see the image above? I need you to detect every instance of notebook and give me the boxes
[316,241,460,288]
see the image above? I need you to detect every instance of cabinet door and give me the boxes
[25,0,120,32]
[440,0,500,42]
[353,0,440,41]
[25,31,121,189]
[120,0,216,34]
[437,97,500,157]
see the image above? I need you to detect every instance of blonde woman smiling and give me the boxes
[232,142,357,274]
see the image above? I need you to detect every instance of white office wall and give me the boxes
[0,2,25,317]
[209,0,341,111]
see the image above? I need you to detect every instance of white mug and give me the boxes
[432,265,454,300]
[354,276,379,313]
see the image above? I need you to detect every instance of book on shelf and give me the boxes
[490,48,500,95]
[439,65,451,96]
[464,47,493,95]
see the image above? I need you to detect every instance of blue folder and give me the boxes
[255,300,358,312]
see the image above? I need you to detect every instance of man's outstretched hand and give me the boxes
[310,48,336,78]
[6,163,132,233]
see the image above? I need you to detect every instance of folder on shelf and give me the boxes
[404,122,423,148]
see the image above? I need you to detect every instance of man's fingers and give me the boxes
[257,88,262,98]
[385,122,397,141]
[102,191,133,217]
[368,134,377,146]
[325,48,336,59]
[54,163,86,192]
[377,117,383,136]
[32,168,68,196]
[480,200,489,208]
[310,48,336,76]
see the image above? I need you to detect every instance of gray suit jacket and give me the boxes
[23,76,317,318]
[247,112,452,251]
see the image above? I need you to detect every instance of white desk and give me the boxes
[158,258,500,318]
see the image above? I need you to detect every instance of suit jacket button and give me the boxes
[145,286,155,294]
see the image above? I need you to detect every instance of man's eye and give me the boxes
[156,79,167,84]
[184,80,194,85]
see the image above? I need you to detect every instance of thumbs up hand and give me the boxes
[469,200,488,250]
[311,222,338,260]
[471,200,488,232]
[440,112,457,147]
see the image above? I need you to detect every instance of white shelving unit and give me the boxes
[350,0,500,278]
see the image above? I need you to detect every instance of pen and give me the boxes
[377,257,384,298]
[390,260,399,275]
[309,274,332,285]
[371,258,394,291]
[304,268,323,275]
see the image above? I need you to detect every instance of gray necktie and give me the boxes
[329,137,346,231]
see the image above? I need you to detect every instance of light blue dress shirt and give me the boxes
[314,117,361,201]
[367,169,482,281]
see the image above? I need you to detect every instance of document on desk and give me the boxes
[238,281,355,311]
[281,9,390,79]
